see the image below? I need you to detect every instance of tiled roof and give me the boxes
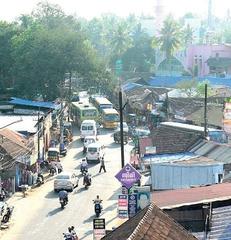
[102,203,197,240]
[0,129,30,169]
[151,125,202,154]
[139,137,153,155]
[153,183,231,209]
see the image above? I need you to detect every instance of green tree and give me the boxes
[155,16,181,58]
[0,21,19,91]
[176,79,197,97]
[196,81,213,97]
[183,24,194,45]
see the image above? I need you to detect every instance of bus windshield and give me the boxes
[104,114,119,121]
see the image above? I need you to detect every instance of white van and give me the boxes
[86,142,105,163]
[80,120,97,141]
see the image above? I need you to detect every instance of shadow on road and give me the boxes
[46,207,63,217]
[80,230,93,240]
[108,187,121,201]
[45,190,58,199]
[103,202,117,212]
[107,142,121,149]
[83,214,95,224]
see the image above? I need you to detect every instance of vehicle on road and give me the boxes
[80,120,97,141]
[83,171,91,190]
[113,130,129,144]
[60,198,68,209]
[71,101,99,126]
[92,96,113,113]
[54,172,79,192]
[0,202,14,224]
[116,121,129,132]
[101,108,119,129]
[83,136,97,153]
[47,147,60,162]
[86,142,105,164]
[93,197,103,218]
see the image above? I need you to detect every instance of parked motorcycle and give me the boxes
[36,173,44,187]
[2,206,14,223]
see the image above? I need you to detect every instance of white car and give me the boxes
[54,172,79,192]
[116,122,129,132]
[83,136,97,153]
[86,142,105,163]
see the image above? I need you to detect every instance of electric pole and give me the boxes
[119,90,125,168]
[204,83,208,138]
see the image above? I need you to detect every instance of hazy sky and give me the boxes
[1,0,231,21]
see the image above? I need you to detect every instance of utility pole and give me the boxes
[60,100,64,152]
[37,111,40,161]
[68,72,72,122]
[204,84,208,138]
[119,90,125,168]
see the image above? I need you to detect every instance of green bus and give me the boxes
[71,101,99,126]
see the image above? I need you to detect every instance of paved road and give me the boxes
[1,128,133,240]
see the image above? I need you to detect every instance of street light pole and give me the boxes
[119,90,125,168]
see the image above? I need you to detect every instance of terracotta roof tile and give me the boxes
[102,203,197,240]
[153,183,231,209]
[151,125,201,154]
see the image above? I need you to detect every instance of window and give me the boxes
[88,147,97,153]
[88,126,93,130]
[82,126,88,130]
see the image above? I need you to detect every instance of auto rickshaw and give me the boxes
[63,122,73,142]
[113,130,129,144]
[47,147,60,162]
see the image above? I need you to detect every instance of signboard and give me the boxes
[118,194,128,218]
[128,194,138,218]
[145,146,156,154]
[93,218,106,240]
[133,186,151,211]
[115,163,141,189]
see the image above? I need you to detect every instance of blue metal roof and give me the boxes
[147,76,231,88]
[122,82,143,92]
[10,97,60,110]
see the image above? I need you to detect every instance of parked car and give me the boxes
[113,130,129,144]
[86,142,105,163]
[54,172,79,192]
[83,136,97,153]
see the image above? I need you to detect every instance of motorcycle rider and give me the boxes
[83,170,91,187]
[58,190,68,204]
[68,226,78,240]
[80,159,88,173]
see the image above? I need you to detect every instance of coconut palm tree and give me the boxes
[156,16,181,58]
[183,24,194,46]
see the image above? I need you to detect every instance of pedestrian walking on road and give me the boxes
[99,158,106,173]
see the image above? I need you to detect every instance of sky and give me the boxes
[0,0,231,22]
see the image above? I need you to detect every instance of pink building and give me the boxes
[185,44,231,77]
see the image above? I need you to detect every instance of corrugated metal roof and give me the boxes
[209,205,231,240]
[0,116,37,133]
[153,183,231,209]
[10,97,60,110]
[189,140,231,164]
[147,76,231,88]
[122,83,143,92]
[143,152,195,164]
